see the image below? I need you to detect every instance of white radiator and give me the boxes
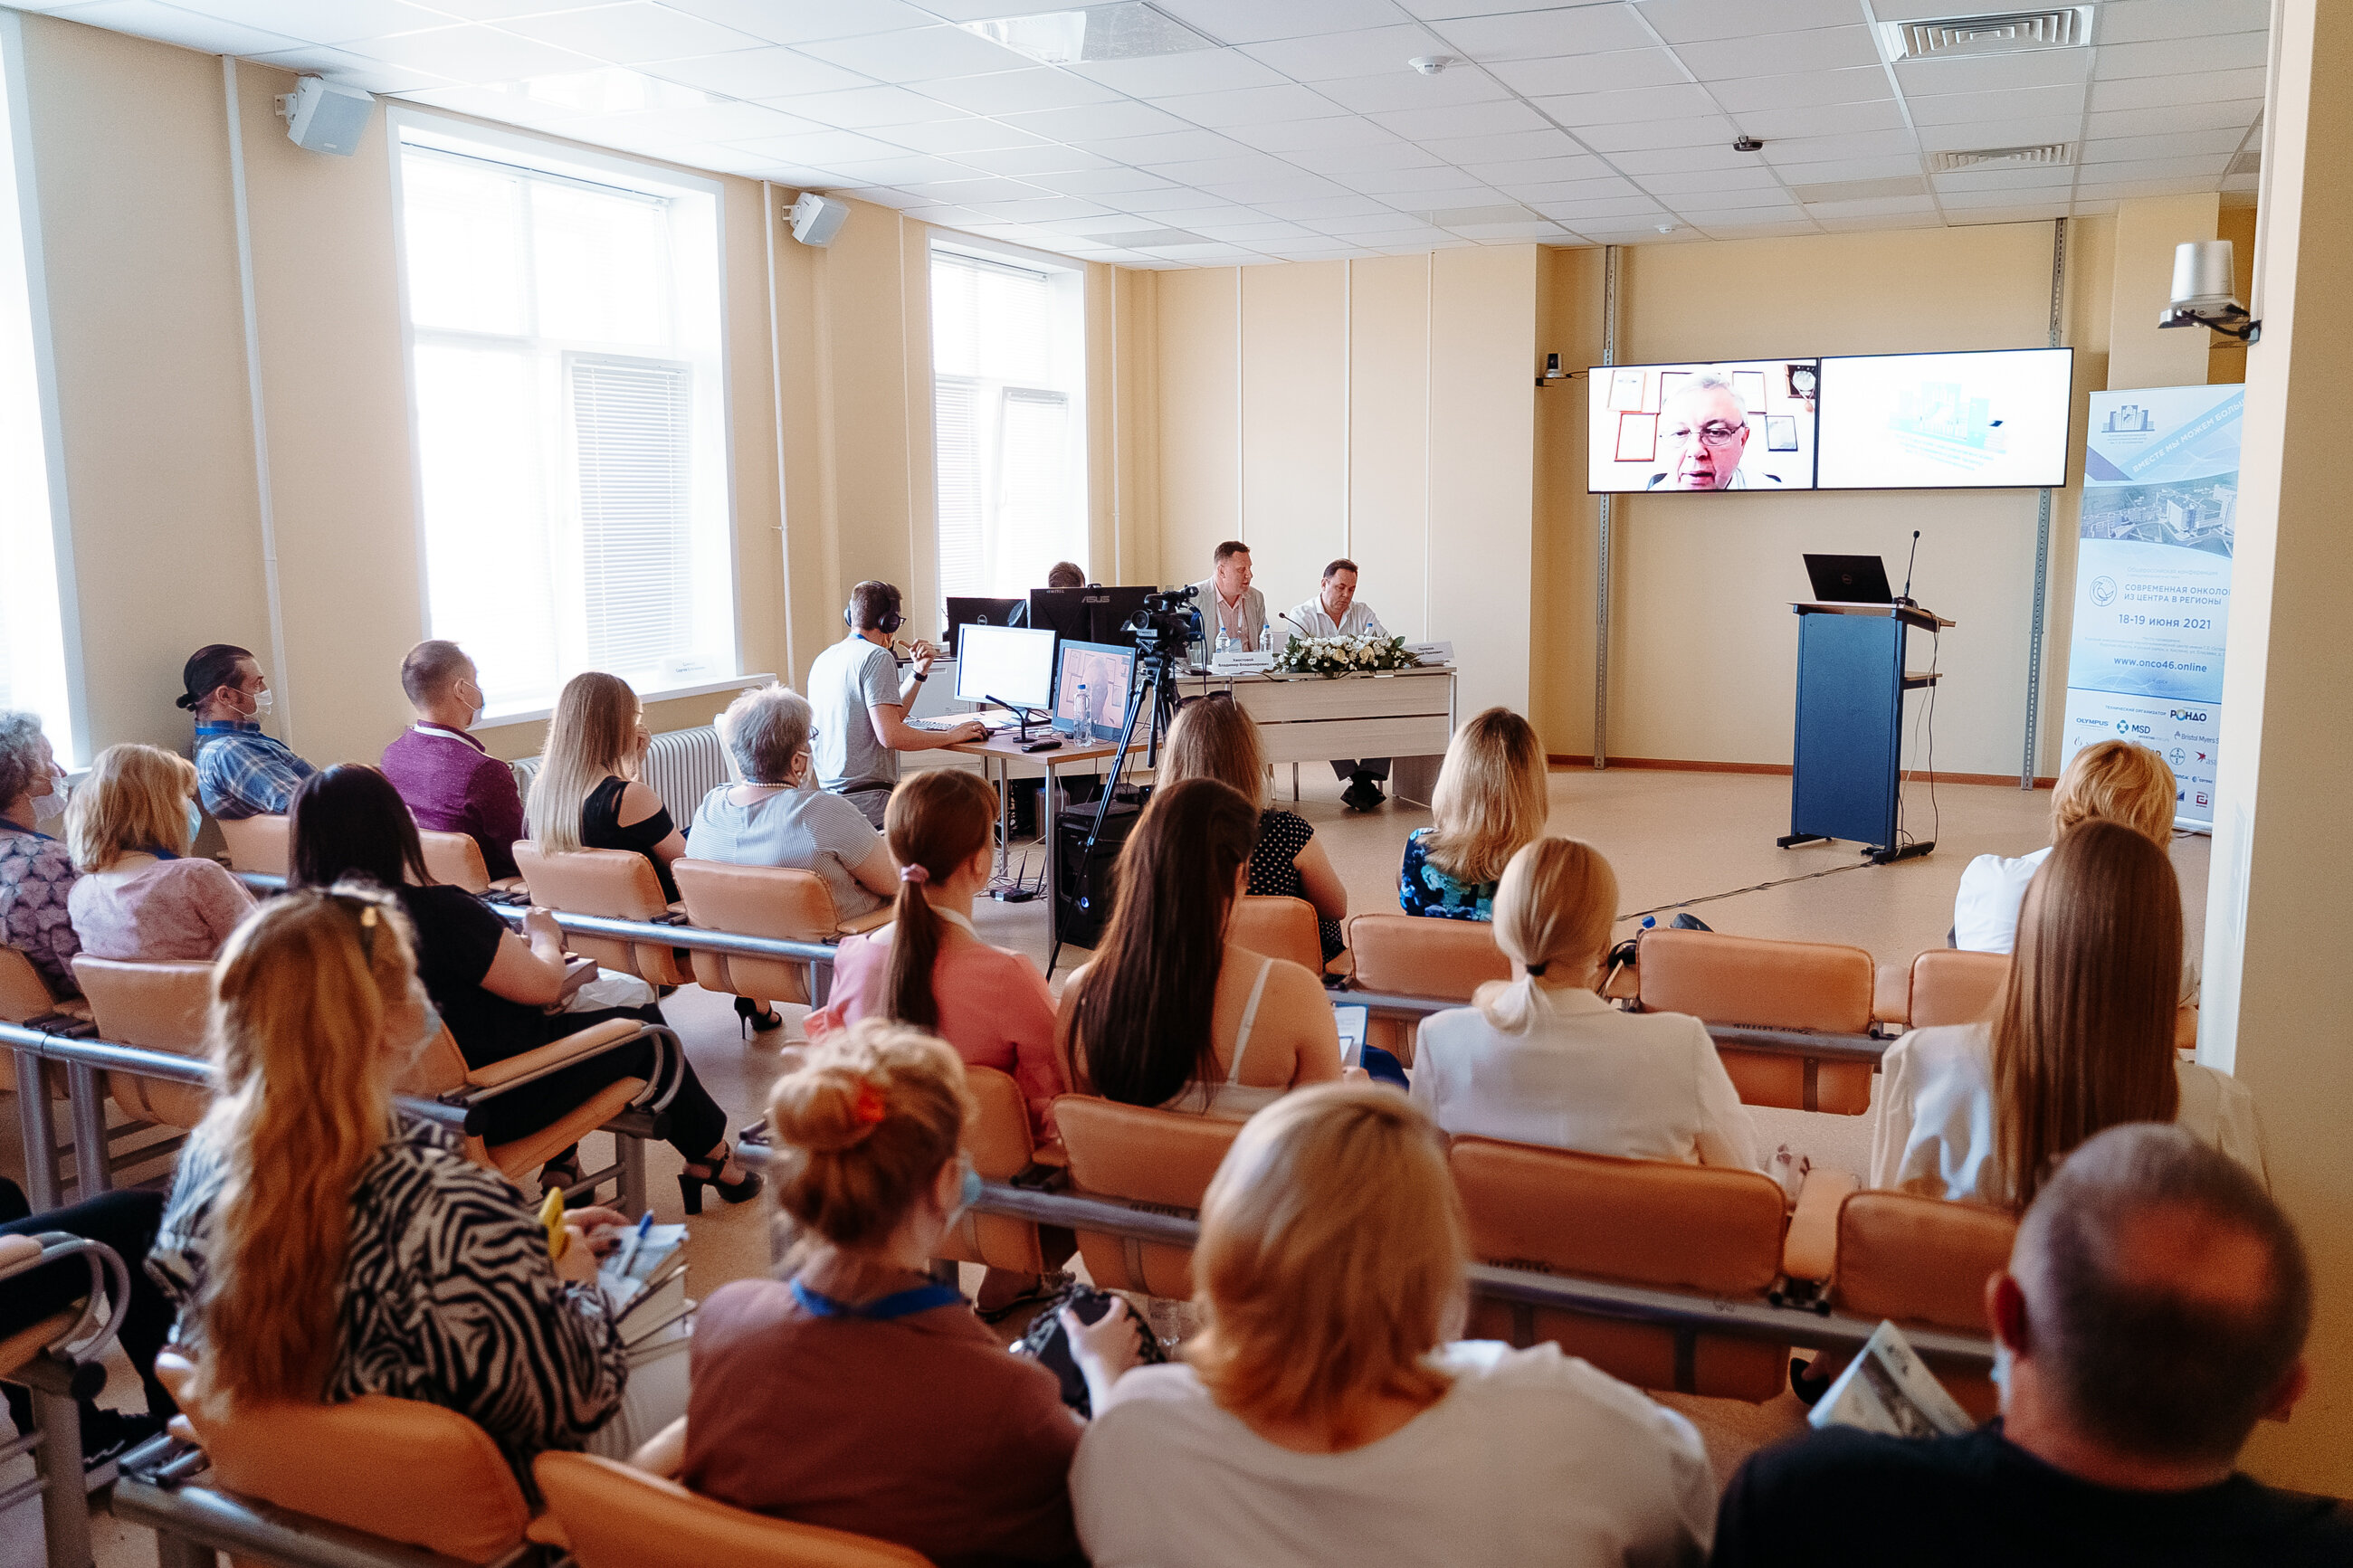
[509,725,731,830]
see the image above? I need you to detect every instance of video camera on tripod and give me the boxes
[1122,584,1202,670]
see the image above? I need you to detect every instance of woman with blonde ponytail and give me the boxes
[149,888,628,1490]
[1409,837,1762,1169]
[661,1019,1110,1567]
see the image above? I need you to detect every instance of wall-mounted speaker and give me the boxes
[276,76,373,157]
[788,192,850,247]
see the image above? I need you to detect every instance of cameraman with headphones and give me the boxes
[808,580,986,827]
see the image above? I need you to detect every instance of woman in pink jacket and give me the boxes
[807,768,1068,1319]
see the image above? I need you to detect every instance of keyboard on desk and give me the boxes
[908,713,1023,734]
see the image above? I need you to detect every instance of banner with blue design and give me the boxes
[2062,385,2243,829]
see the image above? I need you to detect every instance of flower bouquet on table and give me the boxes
[1272,632,1415,677]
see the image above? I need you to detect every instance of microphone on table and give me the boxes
[1899,529,1921,607]
[1278,612,1314,638]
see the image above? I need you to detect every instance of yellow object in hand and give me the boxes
[540,1187,568,1261]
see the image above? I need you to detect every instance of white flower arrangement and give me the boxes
[1272,632,1415,676]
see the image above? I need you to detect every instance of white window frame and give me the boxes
[0,11,85,766]
[385,108,739,727]
[929,233,1089,603]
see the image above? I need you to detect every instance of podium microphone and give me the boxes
[1899,530,1921,607]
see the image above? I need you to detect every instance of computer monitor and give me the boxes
[952,623,1056,711]
[1053,641,1137,741]
[944,595,1026,658]
[1029,585,1156,650]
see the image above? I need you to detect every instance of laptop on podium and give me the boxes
[1803,553,1895,604]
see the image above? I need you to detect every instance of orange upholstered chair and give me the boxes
[670,858,890,1011]
[1052,1095,1241,1298]
[1904,948,2010,1028]
[212,813,289,876]
[1634,928,1878,1115]
[72,957,213,1130]
[1827,1191,2015,1421]
[1449,1136,1792,1401]
[395,1018,655,1188]
[931,1065,1072,1277]
[536,1451,930,1568]
[510,844,690,986]
[417,830,528,898]
[1229,895,1323,974]
[1342,913,1512,1067]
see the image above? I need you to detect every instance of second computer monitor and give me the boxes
[952,623,1057,711]
[1053,641,1136,741]
[1029,585,1154,650]
[944,595,1026,658]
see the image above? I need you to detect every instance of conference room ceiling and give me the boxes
[24,0,2267,267]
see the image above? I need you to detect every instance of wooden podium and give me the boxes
[1777,602,1955,865]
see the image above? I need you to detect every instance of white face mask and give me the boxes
[250,687,274,717]
[460,680,485,727]
[31,768,66,823]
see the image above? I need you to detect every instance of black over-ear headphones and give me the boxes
[845,583,905,635]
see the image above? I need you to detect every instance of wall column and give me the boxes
[2199,0,2353,1495]
[2105,193,2219,389]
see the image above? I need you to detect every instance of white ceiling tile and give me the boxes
[897,175,1056,203]
[2085,100,2262,139]
[1691,217,1819,236]
[1673,201,1805,223]
[48,1,299,55]
[1499,175,1638,203]
[1254,193,1395,219]
[595,100,824,144]
[760,83,976,126]
[1309,68,1510,113]
[1708,66,1891,114]
[1488,48,1689,99]
[2095,33,2270,81]
[1030,167,1181,195]
[1221,115,1406,153]
[1581,225,1698,242]
[1728,99,1908,142]
[658,0,934,44]
[1759,128,1920,165]
[1531,83,1720,126]
[379,0,603,18]
[1938,195,2072,215]
[795,24,1030,82]
[1637,0,1865,44]
[172,0,450,45]
[1396,0,1602,19]
[1904,82,2085,127]
[399,81,576,120]
[1202,174,1352,202]
[1450,219,1572,238]
[1415,128,1582,165]
[836,185,929,208]
[1284,141,1447,174]
[728,127,921,163]
[1631,165,1782,195]
[253,45,456,93]
[1673,24,1881,81]
[1000,100,1191,140]
[950,142,1117,176]
[1149,83,1348,128]
[1308,213,1445,237]
[1150,0,1415,47]
[1102,200,1265,223]
[2086,66,2267,112]
[1766,154,1930,185]
[1893,49,2091,97]
[1238,25,1445,82]
[869,116,1050,153]
[2079,153,2230,182]
[958,195,1120,221]
[1569,115,1737,154]
[910,67,1122,115]
[334,24,602,81]
[496,3,770,64]
[1367,97,1548,139]
[2080,128,2247,162]
[1529,195,1670,221]
[1913,118,2085,155]
[2096,0,2269,44]
[2072,176,2224,200]
[1335,163,1499,194]
[1426,4,1653,60]
[1930,166,2077,193]
[1453,154,1607,185]
[1194,220,1320,241]
[1815,211,1942,233]
[1096,128,1258,163]
[642,48,874,99]
[815,154,987,184]
[1603,140,1770,175]
[1068,49,1287,97]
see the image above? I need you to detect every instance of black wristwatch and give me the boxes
[910,670,927,682]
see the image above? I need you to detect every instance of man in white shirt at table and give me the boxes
[1189,540,1265,651]
[1282,558,1394,813]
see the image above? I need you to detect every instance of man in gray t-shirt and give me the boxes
[807,580,985,826]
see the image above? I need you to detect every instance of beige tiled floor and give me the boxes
[2,766,2211,1566]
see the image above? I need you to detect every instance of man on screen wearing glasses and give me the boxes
[1648,369,1789,490]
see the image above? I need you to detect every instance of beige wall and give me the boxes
[1152,249,1536,718]
[2107,192,2221,391]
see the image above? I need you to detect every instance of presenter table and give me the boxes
[1168,665,1459,806]
[948,730,1117,914]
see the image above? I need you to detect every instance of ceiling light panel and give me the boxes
[962,3,1216,65]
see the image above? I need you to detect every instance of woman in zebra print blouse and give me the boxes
[149,885,628,1493]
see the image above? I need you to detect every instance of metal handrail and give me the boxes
[1338,988,1891,1065]
[0,1022,469,1130]
[0,1235,132,1396]
[732,1148,1994,1368]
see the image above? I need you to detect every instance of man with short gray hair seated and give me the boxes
[1713,1122,2351,1566]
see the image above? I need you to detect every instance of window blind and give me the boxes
[936,376,985,598]
[571,355,694,674]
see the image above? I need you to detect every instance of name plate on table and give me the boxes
[1212,652,1276,674]
[1406,641,1453,666]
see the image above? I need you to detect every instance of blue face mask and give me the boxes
[183,800,204,851]
[945,1153,982,1229]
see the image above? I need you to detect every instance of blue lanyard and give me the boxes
[0,817,44,840]
[789,1278,962,1321]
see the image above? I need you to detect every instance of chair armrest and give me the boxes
[462,1020,651,1095]
[2175,1003,2197,1051]
[836,905,893,936]
[1873,960,1911,1027]
[1782,1167,1862,1283]
[490,878,529,896]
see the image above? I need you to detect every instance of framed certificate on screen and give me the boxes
[1615,412,1658,462]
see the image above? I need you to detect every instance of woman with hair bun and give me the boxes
[663,1019,1119,1567]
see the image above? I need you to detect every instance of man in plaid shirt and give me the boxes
[177,643,315,821]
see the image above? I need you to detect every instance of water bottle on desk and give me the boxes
[1215,628,1232,662]
[1075,680,1089,735]
[1260,625,1272,653]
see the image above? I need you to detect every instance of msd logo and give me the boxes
[2115,720,2153,736]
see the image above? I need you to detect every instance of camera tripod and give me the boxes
[1046,638,1184,977]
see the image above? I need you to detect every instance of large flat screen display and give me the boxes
[1815,348,2075,489]
[1586,358,1820,492]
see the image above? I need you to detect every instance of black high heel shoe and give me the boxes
[734,996,785,1038]
[679,1153,763,1215]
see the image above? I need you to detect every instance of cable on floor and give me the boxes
[1615,857,1886,926]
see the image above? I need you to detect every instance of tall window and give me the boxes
[931,244,1087,598]
[0,27,70,756]
[393,121,734,715]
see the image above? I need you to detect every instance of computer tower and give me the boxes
[1053,794,1146,952]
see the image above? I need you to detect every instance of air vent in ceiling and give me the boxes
[1878,7,2093,62]
[1928,144,2072,172]
[1084,228,1214,249]
[1792,176,1928,204]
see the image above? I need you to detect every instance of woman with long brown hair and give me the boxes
[1872,819,2264,1210]
[1056,778,1339,1117]
[528,672,687,899]
[1398,708,1548,922]
[1157,696,1348,962]
[149,888,627,1489]
[1068,1085,1713,1566]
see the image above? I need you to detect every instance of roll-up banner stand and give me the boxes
[2062,385,2244,830]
